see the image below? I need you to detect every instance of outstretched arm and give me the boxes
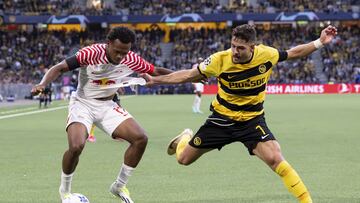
[286,25,337,60]
[142,64,204,86]
[31,60,70,95]
[151,66,174,76]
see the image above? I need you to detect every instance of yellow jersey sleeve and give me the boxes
[258,44,282,65]
[198,52,222,78]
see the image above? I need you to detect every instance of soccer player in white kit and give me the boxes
[192,82,204,113]
[31,27,172,203]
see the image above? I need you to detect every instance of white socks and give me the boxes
[193,95,201,112]
[115,163,135,188]
[60,171,74,194]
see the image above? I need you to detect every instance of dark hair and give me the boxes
[232,24,257,43]
[107,27,136,44]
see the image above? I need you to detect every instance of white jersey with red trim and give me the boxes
[74,43,154,99]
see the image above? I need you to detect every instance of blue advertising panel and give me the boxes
[2,12,358,24]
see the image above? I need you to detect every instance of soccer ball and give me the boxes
[62,193,90,203]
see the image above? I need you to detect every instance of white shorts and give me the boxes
[66,94,132,136]
[193,83,204,93]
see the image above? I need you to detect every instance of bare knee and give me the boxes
[68,143,85,156]
[267,152,284,170]
[132,133,148,148]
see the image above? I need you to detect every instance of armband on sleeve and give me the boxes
[65,55,80,70]
[278,51,288,62]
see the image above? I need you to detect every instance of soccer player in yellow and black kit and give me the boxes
[143,24,337,203]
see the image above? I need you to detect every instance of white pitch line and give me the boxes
[0,95,137,120]
[0,107,38,115]
[0,106,68,120]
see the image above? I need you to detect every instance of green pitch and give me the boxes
[0,94,359,203]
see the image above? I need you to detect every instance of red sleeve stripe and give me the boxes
[121,51,154,73]
[84,48,92,65]
[95,44,106,64]
[99,44,108,64]
[75,44,108,66]
[123,52,138,67]
[92,45,101,64]
[88,47,95,64]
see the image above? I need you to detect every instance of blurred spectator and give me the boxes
[1,0,358,15]
[1,23,359,96]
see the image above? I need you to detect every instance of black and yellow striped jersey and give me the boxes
[198,44,287,122]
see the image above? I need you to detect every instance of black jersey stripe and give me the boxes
[219,81,266,96]
[216,94,264,112]
[197,64,208,78]
[219,61,272,82]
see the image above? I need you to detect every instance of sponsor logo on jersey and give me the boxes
[229,78,266,88]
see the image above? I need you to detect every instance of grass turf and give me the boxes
[0,94,359,203]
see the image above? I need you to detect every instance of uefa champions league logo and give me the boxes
[47,15,89,26]
[275,12,319,21]
[160,14,204,23]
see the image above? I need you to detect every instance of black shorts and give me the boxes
[112,94,120,105]
[189,113,276,155]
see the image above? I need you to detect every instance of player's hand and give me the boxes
[31,84,45,96]
[140,73,154,87]
[319,25,337,45]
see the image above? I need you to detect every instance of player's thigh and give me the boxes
[97,103,134,136]
[66,122,88,148]
[66,96,94,135]
[180,145,213,164]
[253,140,284,167]
[111,118,146,143]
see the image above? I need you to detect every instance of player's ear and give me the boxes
[249,43,255,51]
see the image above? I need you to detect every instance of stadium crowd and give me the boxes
[1,0,359,15]
[1,24,359,90]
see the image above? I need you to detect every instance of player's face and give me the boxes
[107,39,131,64]
[231,37,254,64]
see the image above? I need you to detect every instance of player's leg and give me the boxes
[192,92,199,113]
[60,95,93,200]
[60,122,88,200]
[87,124,96,142]
[253,140,312,203]
[44,93,48,108]
[195,91,203,113]
[99,103,145,202]
[48,90,52,104]
[168,114,232,165]
[112,118,147,168]
[177,143,212,165]
[108,118,147,203]
[167,128,211,165]
[39,95,43,108]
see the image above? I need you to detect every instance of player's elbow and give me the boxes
[286,49,301,60]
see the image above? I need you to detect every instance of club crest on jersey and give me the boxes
[193,137,202,146]
[259,64,267,73]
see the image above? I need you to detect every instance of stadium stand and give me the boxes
[0,0,359,99]
[2,0,359,15]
